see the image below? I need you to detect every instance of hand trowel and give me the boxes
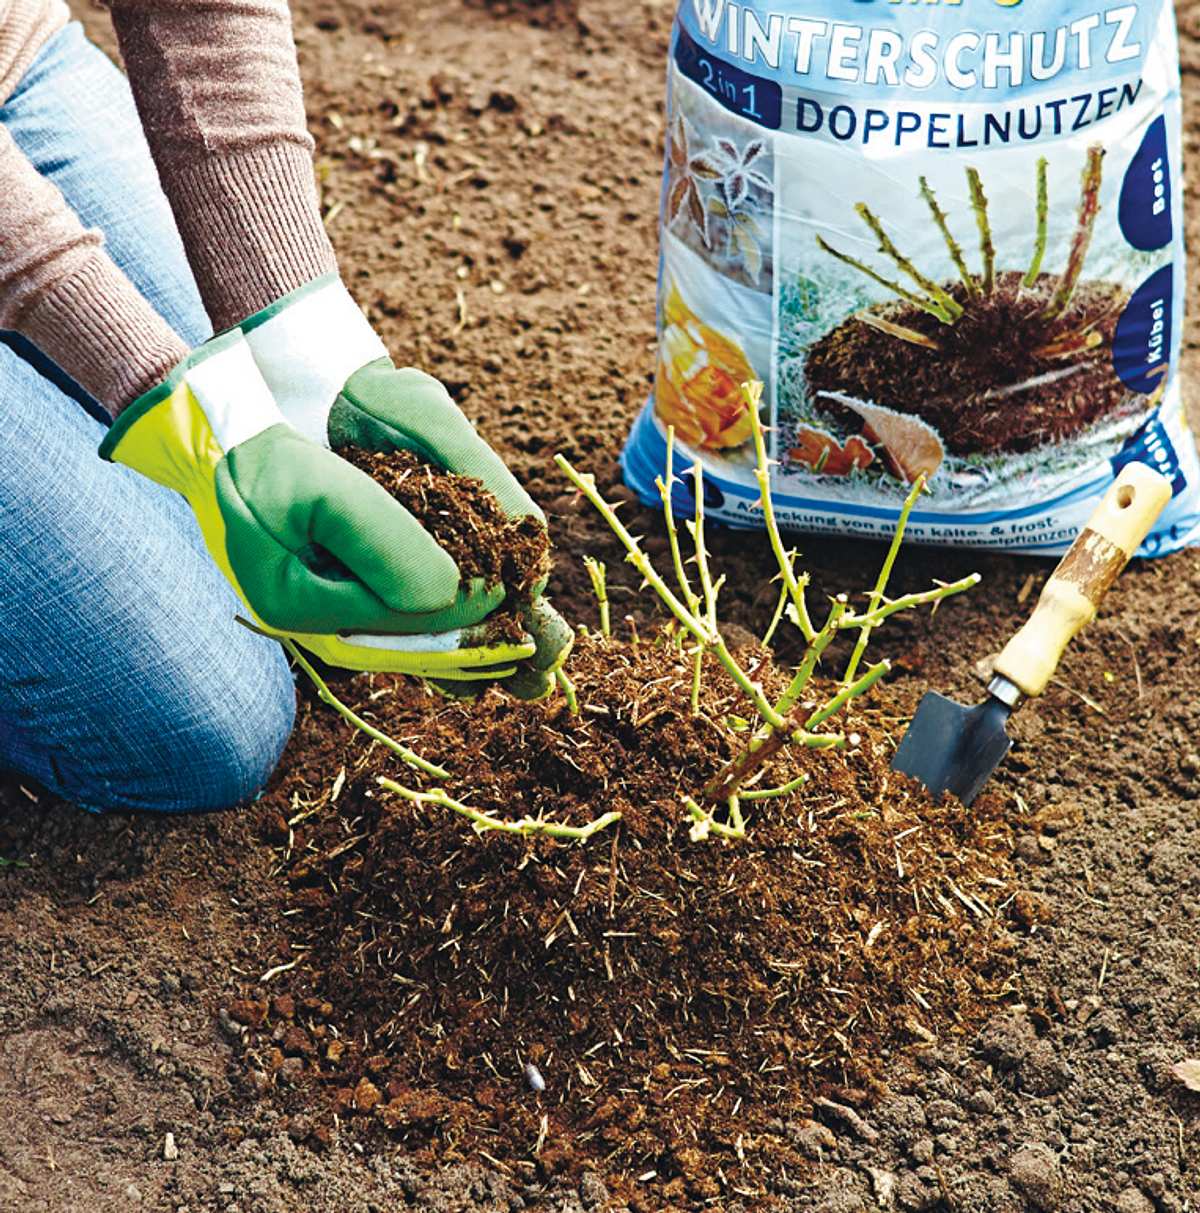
[892,462,1172,806]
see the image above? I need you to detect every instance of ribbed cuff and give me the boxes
[163,141,339,333]
[19,254,190,417]
[0,0,68,108]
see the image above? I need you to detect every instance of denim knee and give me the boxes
[146,646,298,815]
[50,641,298,817]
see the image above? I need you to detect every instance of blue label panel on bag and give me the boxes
[675,26,782,130]
[1119,115,1173,250]
[1112,265,1173,396]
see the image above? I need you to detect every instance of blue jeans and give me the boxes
[0,24,296,813]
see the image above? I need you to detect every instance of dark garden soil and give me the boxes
[234,635,1020,1207]
[805,274,1132,457]
[1,3,1199,1212]
[339,445,551,600]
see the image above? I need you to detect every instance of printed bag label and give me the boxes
[621,0,1199,556]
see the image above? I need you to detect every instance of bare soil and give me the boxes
[1,3,1199,1212]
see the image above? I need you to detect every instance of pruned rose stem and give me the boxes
[816,235,955,324]
[684,795,746,843]
[774,597,848,719]
[556,382,978,837]
[741,773,809,802]
[746,383,815,642]
[281,638,449,780]
[809,660,891,732]
[967,167,996,295]
[1042,144,1105,322]
[657,427,702,621]
[762,579,789,647]
[842,473,928,687]
[688,460,725,631]
[556,668,580,715]
[378,778,621,841]
[920,175,977,297]
[583,556,610,637]
[839,578,980,630]
[855,203,964,321]
[657,426,707,713]
[1024,156,1050,288]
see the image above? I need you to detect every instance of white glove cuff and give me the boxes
[242,275,388,447]
[186,331,289,452]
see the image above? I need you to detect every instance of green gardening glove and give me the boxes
[99,330,538,682]
[241,274,572,699]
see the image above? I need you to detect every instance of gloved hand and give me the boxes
[98,330,539,683]
[241,273,572,699]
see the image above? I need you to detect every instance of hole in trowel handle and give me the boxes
[1116,485,1135,509]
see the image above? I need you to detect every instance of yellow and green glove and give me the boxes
[240,274,572,699]
[98,329,540,684]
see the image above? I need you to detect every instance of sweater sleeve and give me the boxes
[0,120,188,415]
[107,0,338,332]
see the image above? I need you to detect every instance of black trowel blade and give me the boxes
[891,690,1013,807]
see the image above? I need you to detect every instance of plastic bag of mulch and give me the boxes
[621,1,1198,555]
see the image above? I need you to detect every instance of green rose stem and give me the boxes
[746,384,815,643]
[280,636,448,779]
[855,203,964,321]
[920,175,978,297]
[741,773,809,802]
[761,579,789,647]
[583,556,610,637]
[378,778,621,841]
[1042,144,1105,322]
[967,167,996,295]
[842,472,928,687]
[1023,156,1050,287]
[555,668,580,715]
[656,426,707,714]
[684,795,746,843]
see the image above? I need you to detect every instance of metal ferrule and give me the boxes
[987,674,1024,710]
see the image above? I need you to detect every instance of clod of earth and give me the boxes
[339,445,552,642]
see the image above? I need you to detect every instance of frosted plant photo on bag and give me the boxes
[772,131,1177,509]
[663,67,775,295]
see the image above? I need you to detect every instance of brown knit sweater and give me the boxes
[0,0,337,415]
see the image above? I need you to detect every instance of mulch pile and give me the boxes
[806,272,1131,455]
[232,631,1026,1207]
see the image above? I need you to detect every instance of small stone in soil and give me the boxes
[1014,834,1049,865]
[1116,1189,1155,1213]
[1008,1144,1062,1212]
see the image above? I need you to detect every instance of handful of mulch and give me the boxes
[340,446,551,639]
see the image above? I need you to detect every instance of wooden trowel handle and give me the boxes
[993,463,1172,699]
